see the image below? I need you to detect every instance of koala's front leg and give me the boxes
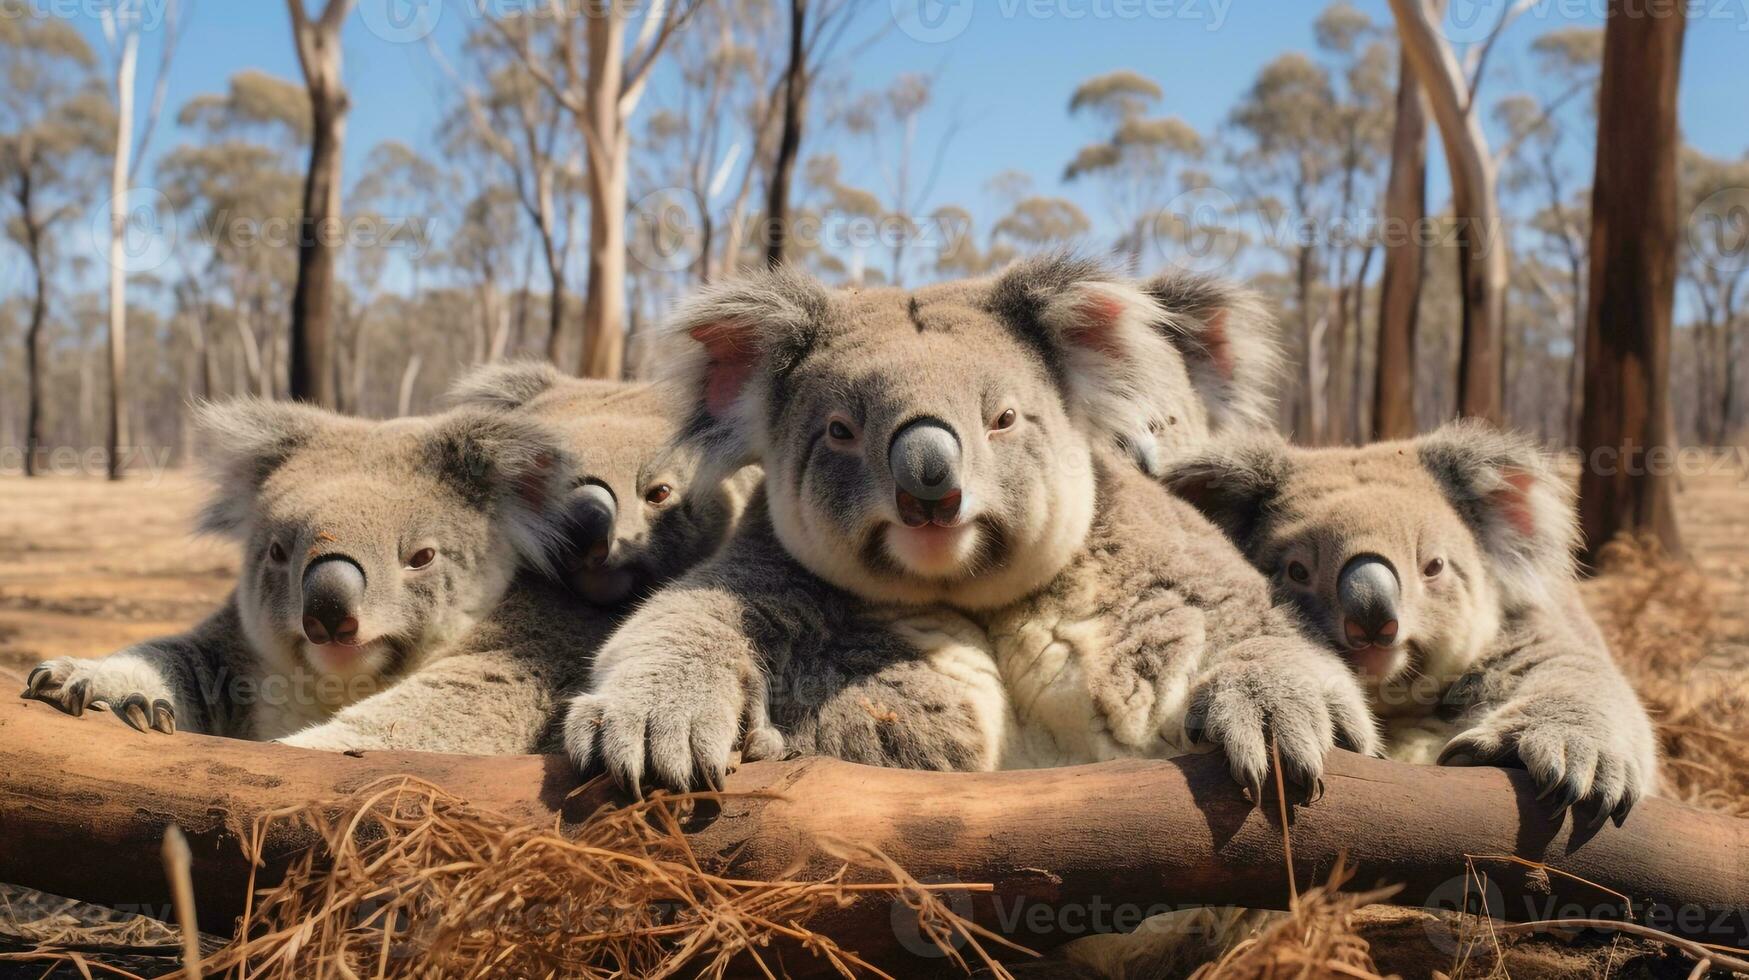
[563,585,784,794]
[1436,625,1658,824]
[1186,630,1379,802]
[21,599,246,736]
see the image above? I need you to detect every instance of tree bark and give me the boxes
[1386,0,1508,425]
[1373,55,1428,441]
[1576,0,1687,564]
[20,189,48,480]
[0,698,1745,962]
[579,7,629,380]
[286,0,354,408]
[104,28,137,481]
[765,0,807,267]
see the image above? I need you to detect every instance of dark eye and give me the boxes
[1287,561,1310,584]
[1423,557,1445,578]
[827,419,855,442]
[407,548,437,570]
[645,483,672,505]
[991,408,1017,431]
[268,542,288,564]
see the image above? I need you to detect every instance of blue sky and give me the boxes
[22,0,1749,297]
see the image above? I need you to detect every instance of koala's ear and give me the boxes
[425,408,575,576]
[991,256,1185,471]
[1417,420,1579,606]
[663,266,832,474]
[193,398,338,537]
[447,359,565,411]
[1160,435,1291,550]
[1143,270,1284,434]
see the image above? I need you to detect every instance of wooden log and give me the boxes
[0,696,1744,973]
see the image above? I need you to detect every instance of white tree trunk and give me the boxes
[105,25,138,480]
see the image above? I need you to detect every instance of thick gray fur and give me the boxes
[563,257,1375,798]
[1163,420,1660,823]
[277,363,753,753]
[23,400,575,740]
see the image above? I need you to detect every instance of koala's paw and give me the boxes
[1185,650,1378,805]
[564,663,771,795]
[22,659,177,734]
[1438,708,1653,825]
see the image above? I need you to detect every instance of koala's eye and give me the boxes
[644,483,673,505]
[1423,557,1445,578]
[1287,561,1311,584]
[826,418,858,444]
[991,408,1017,432]
[268,542,288,564]
[407,548,437,570]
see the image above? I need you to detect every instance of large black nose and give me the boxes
[1337,554,1400,649]
[564,482,618,570]
[890,418,961,501]
[302,556,365,646]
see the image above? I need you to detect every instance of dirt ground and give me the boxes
[2,463,1744,684]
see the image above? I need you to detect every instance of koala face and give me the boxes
[450,362,744,605]
[1165,422,1577,689]
[662,258,1193,609]
[197,401,569,691]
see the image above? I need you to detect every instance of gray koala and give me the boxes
[21,400,573,741]
[1162,421,1660,822]
[277,361,755,754]
[562,257,1377,797]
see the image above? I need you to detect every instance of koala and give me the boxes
[1163,421,1660,822]
[275,361,755,754]
[563,257,1376,798]
[21,401,573,741]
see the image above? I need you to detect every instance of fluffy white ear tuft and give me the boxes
[193,399,338,538]
[424,408,575,578]
[1416,420,1579,610]
[1143,271,1284,434]
[1033,277,1187,475]
[660,267,831,481]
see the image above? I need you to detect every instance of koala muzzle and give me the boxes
[890,418,964,527]
[1337,555,1400,649]
[565,483,619,570]
[302,556,366,646]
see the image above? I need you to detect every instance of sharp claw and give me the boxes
[1611,797,1634,826]
[25,666,50,696]
[153,700,176,735]
[1246,773,1264,808]
[1308,776,1326,805]
[67,679,89,718]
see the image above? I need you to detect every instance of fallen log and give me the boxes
[1,695,1745,973]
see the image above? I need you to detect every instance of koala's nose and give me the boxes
[302,556,365,646]
[890,418,964,528]
[1337,554,1400,649]
[565,483,619,570]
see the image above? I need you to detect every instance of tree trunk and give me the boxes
[1576,0,1687,565]
[396,352,424,418]
[1373,55,1428,441]
[1386,0,1508,425]
[1,699,1746,958]
[542,236,566,365]
[765,0,807,267]
[21,205,47,479]
[577,7,629,380]
[105,27,138,481]
[286,0,354,408]
[1293,244,1324,443]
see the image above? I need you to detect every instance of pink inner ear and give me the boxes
[1200,309,1236,381]
[1065,293,1128,356]
[690,322,758,419]
[1490,471,1539,539]
[515,451,556,511]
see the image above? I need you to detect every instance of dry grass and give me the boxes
[1587,535,1749,817]
[184,776,1021,980]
